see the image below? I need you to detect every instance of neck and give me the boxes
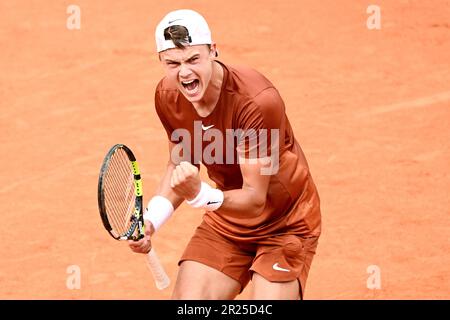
[193,61,223,117]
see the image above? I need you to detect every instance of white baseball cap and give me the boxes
[155,9,212,53]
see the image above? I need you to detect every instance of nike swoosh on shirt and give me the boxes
[202,124,215,130]
[272,263,290,272]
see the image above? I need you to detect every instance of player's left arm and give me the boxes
[170,160,270,218]
[219,159,271,217]
[171,87,284,218]
[217,87,283,217]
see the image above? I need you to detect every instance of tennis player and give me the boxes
[129,9,321,300]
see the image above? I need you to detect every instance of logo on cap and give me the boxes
[168,18,182,24]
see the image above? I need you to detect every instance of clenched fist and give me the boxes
[170,161,201,201]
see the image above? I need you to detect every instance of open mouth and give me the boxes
[181,79,200,94]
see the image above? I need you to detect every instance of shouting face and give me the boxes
[159,44,218,104]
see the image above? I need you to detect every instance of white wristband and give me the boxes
[143,196,174,232]
[186,182,224,211]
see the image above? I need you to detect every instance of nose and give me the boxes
[179,63,192,79]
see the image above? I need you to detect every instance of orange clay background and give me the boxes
[0,0,449,300]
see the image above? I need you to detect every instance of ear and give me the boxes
[209,43,218,58]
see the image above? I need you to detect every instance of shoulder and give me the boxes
[223,63,275,98]
[222,63,285,125]
[155,77,178,98]
[154,77,180,112]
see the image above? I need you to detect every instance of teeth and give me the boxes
[182,80,195,85]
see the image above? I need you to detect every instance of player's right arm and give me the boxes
[128,142,184,254]
[153,142,185,212]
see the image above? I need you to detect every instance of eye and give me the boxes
[189,56,199,63]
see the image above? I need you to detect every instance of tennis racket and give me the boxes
[97,144,170,290]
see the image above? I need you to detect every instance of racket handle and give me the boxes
[145,248,170,290]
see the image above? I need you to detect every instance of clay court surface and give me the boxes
[0,0,449,299]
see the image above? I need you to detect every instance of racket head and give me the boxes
[97,144,144,241]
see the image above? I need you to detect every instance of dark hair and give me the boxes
[164,25,192,49]
[163,25,212,51]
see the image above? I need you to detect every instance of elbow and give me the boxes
[251,197,266,217]
[240,187,267,217]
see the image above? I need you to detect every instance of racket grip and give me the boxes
[145,248,170,290]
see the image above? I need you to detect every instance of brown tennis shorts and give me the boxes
[179,220,319,298]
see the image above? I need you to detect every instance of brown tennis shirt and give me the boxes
[155,61,321,240]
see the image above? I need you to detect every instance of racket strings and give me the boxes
[104,173,129,233]
[103,148,137,236]
[110,151,135,231]
[106,156,135,235]
[104,155,130,228]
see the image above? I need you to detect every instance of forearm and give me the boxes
[215,187,266,218]
[144,161,184,234]
[169,159,269,219]
[154,161,184,210]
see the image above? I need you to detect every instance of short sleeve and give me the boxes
[154,89,174,141]
[235,88,284,161]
